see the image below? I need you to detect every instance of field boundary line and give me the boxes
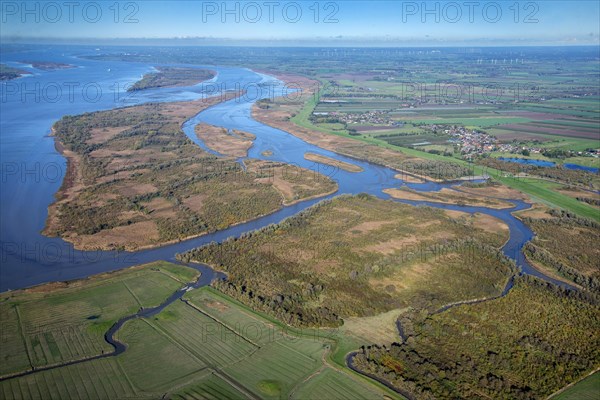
[141,318,209,368]
[287,345,330,399]
[13,305,34,372]
[203,287,404,399]
[546,368,600,399]
[201,287,335,343]
[162,369,213,398]
[284,84,600,221]
[156,269,186,284]
[274,340,321,364]
[114,354,138,396]
[121,281,143,308]
[182,298,261,348]
[212,370,260,400]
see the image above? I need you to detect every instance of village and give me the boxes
[437,125,599,160]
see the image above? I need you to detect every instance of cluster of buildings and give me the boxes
[440,125,599,160]
[441,126,497,156]
[313,109,397,126]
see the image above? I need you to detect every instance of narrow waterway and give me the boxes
[0,45,572,291]
[0,45,581,394]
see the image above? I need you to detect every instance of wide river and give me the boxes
[0,45,570,291]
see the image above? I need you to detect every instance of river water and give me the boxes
[0,45,571,291]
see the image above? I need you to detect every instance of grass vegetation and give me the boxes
[0,261,198,378]
[179,194,514,327]
[45,98,336,250]
[353,276,600,399]
[304,152,364,172]
[254,76,474,180]
[0,269,400,399]
[195,122,256,157]
[493,177,600,222]
[479,158,600,190]
[383,186,514,209]
[128,66,215,91]
[521,209,600,292]
[552,371,600,400]
[0,64,29,80]
[259,71,599,220]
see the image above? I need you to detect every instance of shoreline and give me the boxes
[250,70,483,185]
[42,94,340,252]
[127,66,218,92]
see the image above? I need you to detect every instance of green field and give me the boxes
[0,264,400,399]
[552,371,600,400]
[396,116,532,128]
[0,261,198,377]
[289,83,600,221]
[493,177,600,221]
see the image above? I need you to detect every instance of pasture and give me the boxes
[0,261,198,376]
[0,266,400,399]
[552,371,600,400]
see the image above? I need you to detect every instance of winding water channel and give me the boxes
[0,44,578,391]
[0,47,570,292]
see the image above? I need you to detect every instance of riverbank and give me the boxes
[127,66,216,91]
[0,262,399,399]
[44,95,337,251]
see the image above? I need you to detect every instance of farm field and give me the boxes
[2,41,599,400]
[275,68,600,221]
[284,85,600,221]
[286,85,600,221]
[0,265,399,399]
[552,371,600,400]
[0,261,199,377]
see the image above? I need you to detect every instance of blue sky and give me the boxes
[1,1,599,45]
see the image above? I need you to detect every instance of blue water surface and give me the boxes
[0,44,574,291]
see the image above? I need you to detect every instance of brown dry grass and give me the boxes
[443,210,509,243]
[513,203,553,220]
[195,123,255,157]
[144,197,177,218]
[456,184,529,201]
[304,152,363,172]
[246,159,338,205]
[349,220,393,234]
[362,236,420,256]
[342,308,408,344]
[394,173,425,183]
[46,91,338,251]
[69,220,160,251]
[87,126,129,145]
[384,187,514,209]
